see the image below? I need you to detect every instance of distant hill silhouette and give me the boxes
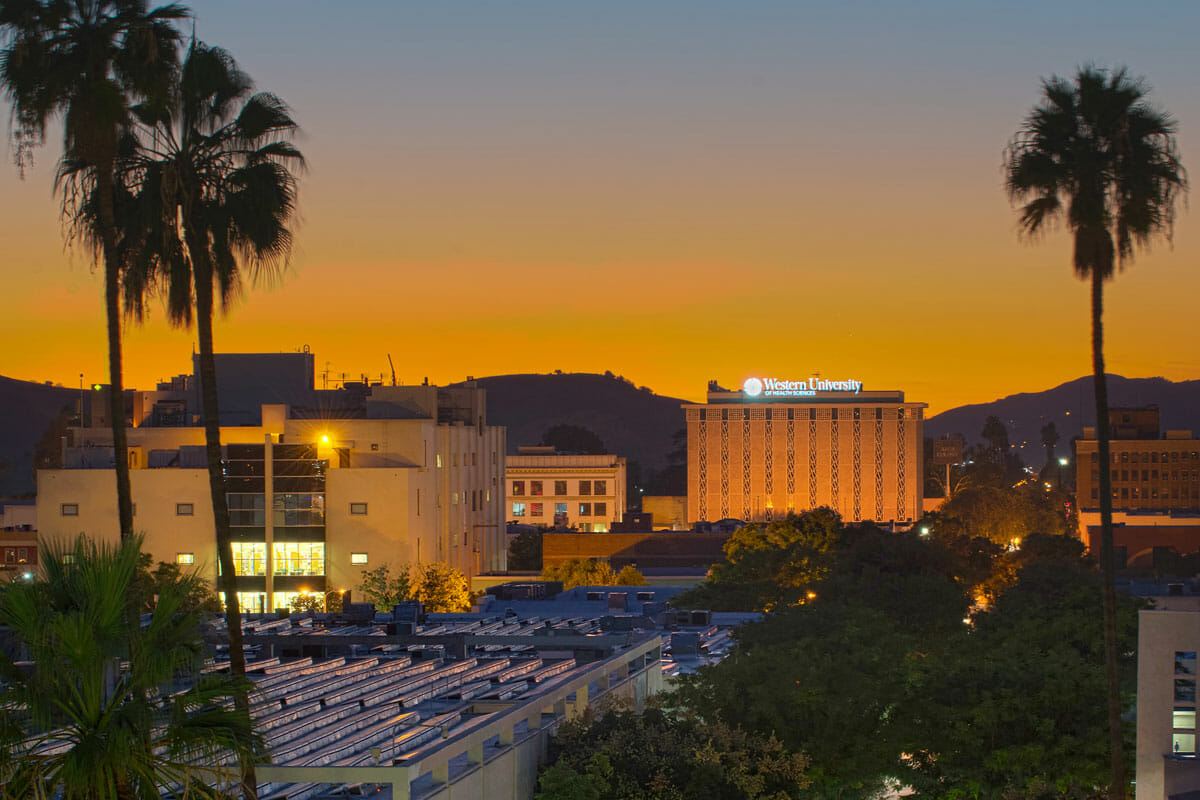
[926,375,1200,469]
[0,375,77,497]
[460,373,687,473]
[4,369,1197,497]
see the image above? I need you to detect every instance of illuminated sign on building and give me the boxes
[742,377,863,397]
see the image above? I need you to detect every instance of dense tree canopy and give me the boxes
[663,508,1138,799]
[536,705,810,800]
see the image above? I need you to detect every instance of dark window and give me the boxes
[531,481,543,496]
[743,409,750,421]
[593,480,607,495]
[61,503,79,517]
[578,503,591,516]
[579,481,592,496]
[594,501,607,517]
[350,502,368,515]
[554,480,567,495]
[530,502,543,516]
[176,503,194,516]
[1176,652,1197,675]
[787,408,794,420]
[1177,678,1197,703]
[512,481,525,496]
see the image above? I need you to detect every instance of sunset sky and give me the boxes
[1,0,1196,414]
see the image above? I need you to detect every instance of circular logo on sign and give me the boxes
[742,377,763,396]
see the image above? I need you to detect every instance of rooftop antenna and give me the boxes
[387,354,397,386]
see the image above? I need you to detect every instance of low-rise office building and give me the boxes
[685,377,926,525]
[505,448,625,532]
[37,354,506,612]
[1076,406,1200,513]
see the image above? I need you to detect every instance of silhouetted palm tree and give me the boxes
[0,535,259,799]
[0,0,187,541]
[1006,65,1187,800]
[121,41,302,799]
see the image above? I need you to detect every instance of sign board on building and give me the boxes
[932,437,963,465]
[742,376,863,398]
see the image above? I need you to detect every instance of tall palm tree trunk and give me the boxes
[191,241,258,800]
[96,165,134,541]
[1092,269,1125,800]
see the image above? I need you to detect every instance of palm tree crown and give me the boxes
[0,536,259,799]
[1005,66,1186,279]
[124,40,302,318]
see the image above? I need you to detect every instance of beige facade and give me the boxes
[37,384,506,611]
[1136,607,1200,800]
[685,382,925,525]
[505,452,625,532]
[1076,434,1200,512]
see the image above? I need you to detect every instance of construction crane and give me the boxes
[387,354,397,386]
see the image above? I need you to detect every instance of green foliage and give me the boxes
[672,509,842,611]
[414,561,473,612]
[614,565,647,586]
[536,705,810,800]
[357,562,413,611]
[670,516,1137,799]
[129,552,222,615]
[357,561,472,612]
[929,483,1071,548]
[542,557,617,588]
[0,535,260,798]
[907,558,1142,798]
[290,593,324,614]
[509,528,543,571]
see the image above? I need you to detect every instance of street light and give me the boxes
[1057,456,1069,491]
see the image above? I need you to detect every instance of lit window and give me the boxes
[350,502,368,515]
[512,502,526,517]
[436,454,443,468]
[579,502,592,516]
[555,502,568,515]
[351,552,368,565]
[1174,733,1196,756]
[512,481,525,496]
[176,503,194,516]
[176,553,195,565]
[531,502,544,516]
[61,503,79,517]
[229,542,267,576]
[274,542,325,576]
[1175,709,1196,729]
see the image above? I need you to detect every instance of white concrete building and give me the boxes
[37,381,506,612]
[505,448,626,532]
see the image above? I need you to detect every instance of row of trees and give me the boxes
[355,561,474,613]
[2,4,304,796]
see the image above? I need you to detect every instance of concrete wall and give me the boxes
[325,467,430,591]
[1136,608,1200,800]
[36,468,221,580]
